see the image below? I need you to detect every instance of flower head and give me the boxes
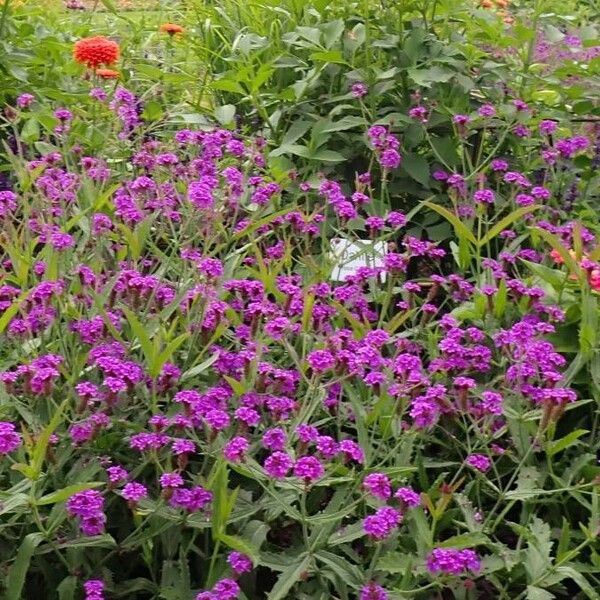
[160,23,185,35]
[73,36,120,69]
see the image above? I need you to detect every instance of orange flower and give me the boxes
[73,36,120,69]
[96,68,120,79]
[160,23,185,35]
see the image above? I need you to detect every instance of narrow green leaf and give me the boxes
[546,429,588,457]
[36,482,104,506]
[267,554,311,600]
[478,205,539,247]
[6,533,45,600]
[422,200,477,245]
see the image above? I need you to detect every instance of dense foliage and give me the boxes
[1,1,600,599]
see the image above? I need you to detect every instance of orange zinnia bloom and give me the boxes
[96,68,120,79]
[73,36,120,69]
[160,23,185,35]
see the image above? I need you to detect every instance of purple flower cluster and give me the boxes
[66,490,106,536]
[426,547,481,576]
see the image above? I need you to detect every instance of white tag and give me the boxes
[329,238,387,282]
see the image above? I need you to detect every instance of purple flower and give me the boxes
[307,350,335,372]
[351,82,368,98]
[409,106,428,123]
[106,465,128,484]
[212,578,240,599]
[539,120,557,135]
[453,114,470,126]
[0,422,21,454]
[473,189,495,204]
[360,583,388,600]
[379,148,401,170]
[426,547,480,575]
[159,472,184,489]
[83,579,105,600]
[170,486,212,512]
[66,490,106,536]
[363,506,402,540]
[490,159,509,171]
[293,456,324,482]
[54,108,73,121]
[395,486,421,507]
[465,454,491,472]
[223,436,249,462]
[264,451,293,479]
[122,482,148,503]
[17,93,35,109]
[363,473,392,500]
[227,551,253,574]
[478,104,496,118]
[262,427,287,451]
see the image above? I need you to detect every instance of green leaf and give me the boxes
[122,307,155,368]
[524,517,553,581]
[555,566,600,599]
[315,550,362,586]
[546,429,588,457]
[57,576,78,600]
[422,200,477,245]
[534,228,583,283]
[5,533,45,600]
[402,153,430,185]
[0,289,30,335]
[267,553,311,600]
[521,260,566,290]
[181,352,220,382]
[217,533,260,564]
[36,482,104,506]
[408,66,454,87]
[438,532,489,549]
[526,587,555,600]
[310,50,347,64]
[215,104,236,126]
[29,401,67,480]
[21,118,40,143]
[328,520,365,546]
[150,333,189,378]
[478,206,539,247]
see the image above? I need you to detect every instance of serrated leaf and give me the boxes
[267,554,311,600]
[527,586,555,600]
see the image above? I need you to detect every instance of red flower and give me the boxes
[73,36,120,69]
[96,68,120,79]
[159,23,185,35]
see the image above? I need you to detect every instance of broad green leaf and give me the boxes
[402,153,430,186]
